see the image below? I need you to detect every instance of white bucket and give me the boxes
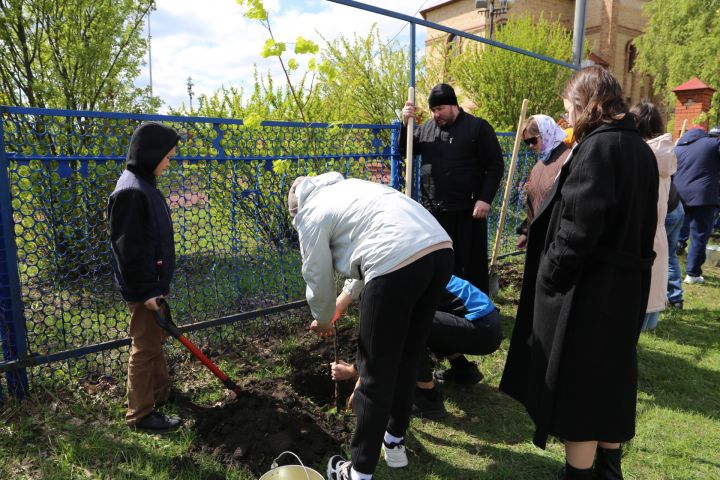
[258,465,324,480]
[258,451,325,480]
[706,245,720,267]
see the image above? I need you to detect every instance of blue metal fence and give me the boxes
[0,107,532,405]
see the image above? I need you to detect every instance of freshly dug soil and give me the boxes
[498,260,524,290]
[190,378,353,476]
[186,324,359,477]
[288,325,359,407]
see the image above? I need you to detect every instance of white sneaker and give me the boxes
[326,455,352,480]
[382,440,408,468]
[684,275,705,284]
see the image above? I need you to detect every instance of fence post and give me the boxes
[389,121,402,191]
[0,110,29,401]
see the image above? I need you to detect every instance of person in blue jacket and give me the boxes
[674,126,720,284]
[331,275,502,420]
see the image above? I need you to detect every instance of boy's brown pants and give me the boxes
[125,301,170,426]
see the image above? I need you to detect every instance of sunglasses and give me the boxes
[523,136,539,146]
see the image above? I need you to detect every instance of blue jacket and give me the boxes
[674,128,720,207]
[438,275,496,321]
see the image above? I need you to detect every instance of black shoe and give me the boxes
[130,411,181,432]
[557,463,595,479]
[676,241,686,256]
[411,388,447,420]
[669,301,683,310]
[594,447,623,480]
[435,361,484,385]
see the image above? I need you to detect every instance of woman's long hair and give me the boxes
[562,66,627,143]
[630,100,665,140]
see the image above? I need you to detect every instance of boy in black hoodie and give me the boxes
[108,122,180,432]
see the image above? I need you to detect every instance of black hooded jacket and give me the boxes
[108,122,180,302]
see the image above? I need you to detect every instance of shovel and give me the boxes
[489,98,529,298]
[152,298,242,396]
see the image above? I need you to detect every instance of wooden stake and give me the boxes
[405,87,415,198]
[489,98,529,297]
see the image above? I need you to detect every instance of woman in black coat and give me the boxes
[499,66,658,479]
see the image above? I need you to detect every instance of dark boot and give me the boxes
[411,386,447,420]
[434,356,484,385]
[129,411,181,433]
[557,463,595,479]
[594,446,623,480]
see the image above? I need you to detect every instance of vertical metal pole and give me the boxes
[572,0,587,67]
[148,10,153,96]
[0,109,29,399]
[409,22,416,88]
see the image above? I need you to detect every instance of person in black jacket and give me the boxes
[500,66,658,480]
[108,122,181,432]
[400,84,504,292]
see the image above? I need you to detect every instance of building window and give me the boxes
[626,42,637,73]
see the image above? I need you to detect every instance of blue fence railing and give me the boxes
[0,107,533,405]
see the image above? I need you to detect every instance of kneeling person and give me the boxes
[332,275,502,420]
[414,275,502,419]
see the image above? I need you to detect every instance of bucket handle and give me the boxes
[270,451,313,480]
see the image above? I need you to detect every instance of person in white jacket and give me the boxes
[288,172,453,480]
[631,101,677,331]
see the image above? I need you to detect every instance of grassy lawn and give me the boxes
[1,261,718,479]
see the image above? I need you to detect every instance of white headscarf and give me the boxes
[532,114,567,164]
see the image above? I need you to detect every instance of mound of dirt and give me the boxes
[186,325,360,477]
[190,378,353,476]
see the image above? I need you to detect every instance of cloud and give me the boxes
[135,0,427,112]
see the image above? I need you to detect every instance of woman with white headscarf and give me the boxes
[516,114,572,248]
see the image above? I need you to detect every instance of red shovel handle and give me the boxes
[153,299,240,394]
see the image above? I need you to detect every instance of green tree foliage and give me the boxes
[449,14,574,130]
[317,25,409,124]
[634,0,720,123]
[0,0,160,112]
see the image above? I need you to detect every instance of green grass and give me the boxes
[1,262,718,479]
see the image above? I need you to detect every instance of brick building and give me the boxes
[420,0,653,107]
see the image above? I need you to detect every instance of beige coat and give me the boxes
[646,133,677,312]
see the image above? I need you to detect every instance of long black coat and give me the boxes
[499,117,658,448]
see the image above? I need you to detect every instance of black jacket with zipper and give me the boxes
[399,109,504,212]
[108,170,175,302]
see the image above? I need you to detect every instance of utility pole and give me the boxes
[476,0,512,40]
[187,76,195,109]
[572,0,588,67]
[147,8,153,96]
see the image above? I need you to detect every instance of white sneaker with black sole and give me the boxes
[326,455,352,480]
[382,440,408,468]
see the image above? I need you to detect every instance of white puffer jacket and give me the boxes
[292,172,451,324]
[646,133,677,313]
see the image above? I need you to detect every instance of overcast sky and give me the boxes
[136,0,432,112]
